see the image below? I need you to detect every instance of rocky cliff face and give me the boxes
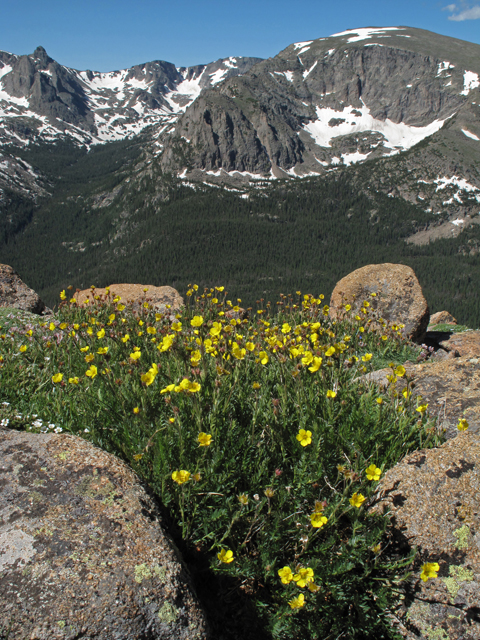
[1,27,480,233]
[156,27,480,179]
[0,47,263,146]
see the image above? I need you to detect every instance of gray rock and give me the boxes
[0,264,49,315]
[373,433,480,640]
[0,428,208,640]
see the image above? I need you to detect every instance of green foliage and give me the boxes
[427,323,470,333]
[0,287,443,639]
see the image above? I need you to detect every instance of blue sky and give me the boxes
[2,0,480,71]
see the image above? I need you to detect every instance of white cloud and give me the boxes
[445,3,480,20]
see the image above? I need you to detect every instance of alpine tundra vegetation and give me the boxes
[0,284,452,639]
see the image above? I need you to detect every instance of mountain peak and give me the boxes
[32,46,51,64]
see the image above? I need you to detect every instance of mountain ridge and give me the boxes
[1,26,480,325]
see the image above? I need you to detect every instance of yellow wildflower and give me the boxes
[365,464,382,481]
[86,365,97,379]
[308,357,322,373]
[130,351,141,360]
[141,363,158,386]
[198,432,212,446]
[210,322,222,337]
[296,429,312,447]
[191,316,204,327]
[420,562,440,582]
[326,390,336,399]
[458,419,469,431]
[190,350,201,366]
[278,566,294,584]
[172,470,190,485]
[257,351,269,365]
[293,567,314,588]
[288,593,305,609]
[232,344,247,360]
[301,351,314,366]
[217,549,234,564]
[350,492,366,508]
[310,512,328,528]
[52,373,63,383]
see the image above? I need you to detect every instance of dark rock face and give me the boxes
[0,428,208,640]
[2,48,95,131]
[373,434,480,640]
[329,263,430,341]
[157,27,480,175]
[0,47,263,147]
[0,264,49,315]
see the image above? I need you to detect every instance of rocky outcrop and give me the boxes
[157,27,480,176]
[75,283,184,314]
[439,330,480,359]
[329,263,430,341]
[0,428,208,640]
[363,355,480,439]
[0,264,50,315]
[429,310,458,326]
[373,433,480,640]
[0,47,262,149]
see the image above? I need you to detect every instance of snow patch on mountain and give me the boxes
[0,65,12,80]
[303,102,445,152]
[303,61,318,79]
[329,27,405,43]
[461,71,480,96]
[293,41,313,50]
[462,129,480,141]
[437,61,454,77]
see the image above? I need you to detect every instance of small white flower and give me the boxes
[0,419,9,427]
[2,402,10,406]
[54,427,63,433]
[84,428,90,433]
[253,494,260,501]
[33,420,43,428]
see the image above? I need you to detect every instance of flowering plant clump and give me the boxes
[0,286,443,639]
[420,562,440,582]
